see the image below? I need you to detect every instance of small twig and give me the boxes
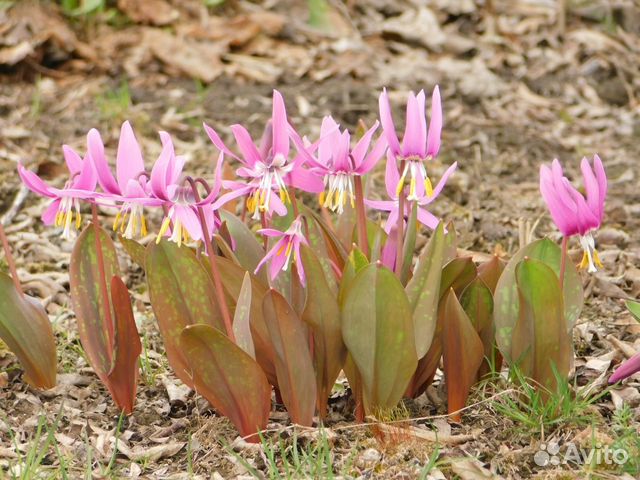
[0,185,29,227]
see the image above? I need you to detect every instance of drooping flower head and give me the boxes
[204,90,322,220]
[379,86,442,201]
[255,216,308,286]
[308,116,386,214]
[150,133,224,246]
[539,155,607,272]
[609,352,640,384]
[88,121,159,239]
[367,154,457,234]
[18,142,97,240]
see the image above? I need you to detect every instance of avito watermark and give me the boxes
[534,441,629,467]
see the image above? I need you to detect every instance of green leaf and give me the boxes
[70,224,120,379]
[233,273,255,359]
[439,257,477,299]
[145,241,225,388]
[494,238,582,360]
[118,235,146,267]
[301,205,348,270]
[0,273,56,389]
[626,300,640,322]
[512,258,573,392]
[107,276,142,414]
[460,278,499,379]
[263,290,317,426]
[400,202,418,285]
[219,211,266,283]
[405,222,445,359]
[341,263,417,412]
[477,255,504,293]
[441,289,484,422]
[211,256,278,387]
[300,245,346,418]
[180,324,271,441]
[338,246,369,306]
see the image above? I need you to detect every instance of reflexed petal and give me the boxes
[231,124,261,167]
[356,132,387,175]
[580,157,601,224]
[352,120,378,166]
[593,154,607,221]
[41,199,61,225]
[203,122,240,161]
[293,240,306,286]
[174,205,203,241]
[540,165,576,236]
[257,228,285,237]
[72,156,97,192]
[426,86,442,157]
[318,116,340,166]
[402,92,425,157]
[365,199,395,212]
[419,161,457,205]
[384,152,400,199]
[116,121,145,193]
[62,145,83,174]
[88,128,120,194]
[210,183,253,210]
[150,140,174,200]
[287,167,324,193]
[272,90,290,157]
[378,88,401,156]
[269,193,288,217]
[269,239,289,279]
[17,165,55,198]
[416,206,440,230]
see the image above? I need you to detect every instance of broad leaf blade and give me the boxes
[400,202,418,285]
[494,238,582,361]
[300,245,346,418]
[342,263,417,412]
[0,273,56,389]
[405,222,445,359]
[233,273,255,359]
[441,289,484,422]
[626,300,640,322]
[512,258,573,392]
[181,324,271,441]
[70,224,120,380]
[477,255,504,293]
[119,235,146,267]
[263,290,317,426]
[107,276,142,414]
[219,210,267,283]
[460,278,500,379]
[145,241,224,388]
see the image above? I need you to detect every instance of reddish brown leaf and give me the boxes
[441,289,484,422]
[263,290,316,426]
[106,276,142,414]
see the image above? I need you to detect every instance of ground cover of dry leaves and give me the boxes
[0,1,639,478]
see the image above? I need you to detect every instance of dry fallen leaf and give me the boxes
[117,441,186,462]
[117,0,179,26]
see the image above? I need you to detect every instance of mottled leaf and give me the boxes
[119,235,146,267]
[494,238,582,361]
[219,210,266,283]
[512,258,573,392]
[341,263,417,412]
[405,222,445,359]
[181,324,271,441]
[400,202,418,285]
[233,273,255,359]
[626,300,640,322]
[263,290,316,426]
[145,241,224,388]
[107,276,142,414]
[441,289,484,422]
[0,273,56,389]
[301,245,346,418]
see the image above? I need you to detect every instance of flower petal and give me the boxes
[272,90,290,157]
[88,128,120,194]
[41,199,61,225]
[384,152,400,199]
[116,121,145,193]
[609,352,640,383]
[426,86,442,157]
[379,88,401,157]
[17,164,55,198]
[401,92,425,157]
[231,124,261,167]
[203,122,240,161]
[62,145,83,174]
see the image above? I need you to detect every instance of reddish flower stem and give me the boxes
[185,177,235,342]
[0,223,23,297]
[395,161,406,276]
[354,175,369,258]
[559,235,568,289]
[91,205,115,350]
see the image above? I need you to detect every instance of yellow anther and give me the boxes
[156,216,171,244]
[425,177,434,197]
[141,215,148,237]
[285,240,293,257]
[280,188,287,203]
[350,195,355,209]
[579,251,589,270]
[75,212,82,230]
[594,249,603,268]
[55,211,64,227]
[113,211,121,231]
[319,191,326,206]
[396,174,406,197]
[277,243,286,256]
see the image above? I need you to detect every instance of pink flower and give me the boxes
[379,86,442,200]
[255,216,308,286]
[18,143,97,240]
[204,90,322,220]
[366,154,457,233]
[609,352,640,384]
[539,155,607,272]
[88,121,159,239]
[307,116,386,214]
[150,133,224,246]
